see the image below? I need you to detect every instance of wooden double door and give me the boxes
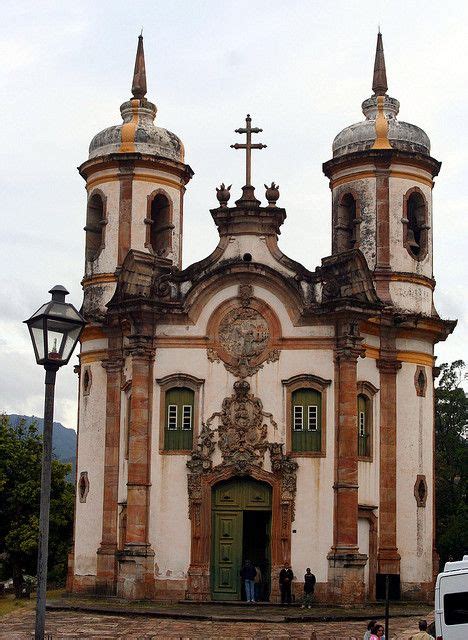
[211,477,272,601]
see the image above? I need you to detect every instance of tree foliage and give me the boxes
[435,360,468,567]
[0,414,74,593]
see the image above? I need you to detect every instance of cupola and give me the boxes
[88,35,185,162]
[332,32,430,158]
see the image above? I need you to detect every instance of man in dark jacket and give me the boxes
[279,563,294,604]
[302,567,316,608]
[240,560,257,602]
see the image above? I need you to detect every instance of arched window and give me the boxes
[403,190,428,260]
[146,192,173,256]
[85,192,105,261]
[164,387,194,451]
[357,394,370,457]
[356,381,378,461]
[335,193,359,252]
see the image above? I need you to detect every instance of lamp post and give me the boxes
[24,285,85,640]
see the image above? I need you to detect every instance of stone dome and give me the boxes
[88,34,185,163]
[332,94,430,158]
[89,98,184,162]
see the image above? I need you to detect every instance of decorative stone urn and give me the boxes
[264,182,280,206]
[216,183,231,207]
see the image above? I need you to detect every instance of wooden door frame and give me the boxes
[186,464,292,601]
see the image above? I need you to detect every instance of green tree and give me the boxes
[435,360,468,567]
[0,415,74,596]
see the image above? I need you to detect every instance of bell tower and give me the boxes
[323,32,440,310]
[79,35,193,322]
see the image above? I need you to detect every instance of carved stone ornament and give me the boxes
[217,380,268,470]
[185,382,298,600]
[208,286,280,378]
[187,381,297,511]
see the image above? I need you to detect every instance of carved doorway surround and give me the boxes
[186,380,298,601]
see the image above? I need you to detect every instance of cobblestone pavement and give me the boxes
[0,609,434,640]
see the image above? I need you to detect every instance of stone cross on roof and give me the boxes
[231,114,267,187]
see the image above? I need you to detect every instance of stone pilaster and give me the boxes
[118,161,134,267]
[96,346,123,595]
[373,161,392,303]
[117,333,155,600]
[377,328,401,576]
[328,320,367,603]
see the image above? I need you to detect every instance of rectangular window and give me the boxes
[307,405,318,430]
[167,405,177,430]
[359,411,366,436]
[293,405,303,430]
[444,591,468,625]
[182,405,192,430]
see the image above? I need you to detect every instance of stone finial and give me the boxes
[264,182,280,206]
[371,95,392,149]
[372,31,388,97]
[216,183,231,207]
[131,34,147,100]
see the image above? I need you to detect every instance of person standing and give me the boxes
[363,620,378,640]
[370,624,384,639]
[240,560,256,603]
[254,564,263,602]
[279,562,294,605]
[409,620,433,640]
[301,567,316,608]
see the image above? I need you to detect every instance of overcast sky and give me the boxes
[1,0,466,430]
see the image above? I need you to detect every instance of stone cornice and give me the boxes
[322,148,441,180]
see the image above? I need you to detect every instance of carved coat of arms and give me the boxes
[217,380,268,471]
[208,285,280,377]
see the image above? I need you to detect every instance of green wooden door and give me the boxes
[211,511,242,600]
[211,478,272,601]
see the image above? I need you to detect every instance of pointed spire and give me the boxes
[372,31,388,96]
[131,34,147,100]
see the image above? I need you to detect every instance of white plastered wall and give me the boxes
[396,362,434,584]
[358,518,370,588]
[357,355,380,509]
[148,284,336,584]
[74,361,107,575]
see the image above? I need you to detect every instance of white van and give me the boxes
[435,555,468,640]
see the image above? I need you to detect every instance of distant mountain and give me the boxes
[7,414,77,480]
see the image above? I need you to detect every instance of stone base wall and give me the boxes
[70,574,97,594]
[401,580,434,603]
[186,566,210,601]
[154,578,187,602]
[291,581,328,604]
[326,552,367,604]
[116,547,156,600]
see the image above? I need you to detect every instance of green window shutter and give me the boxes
[291,388,322,452]
[164,387,194,451]
[357,394,369,457]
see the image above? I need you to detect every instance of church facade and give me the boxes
[68,34,455,603]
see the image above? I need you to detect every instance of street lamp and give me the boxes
[24,285,85,640]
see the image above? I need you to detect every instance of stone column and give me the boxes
[328,320,367,603]
[117,334,155,600]
[96,347,123,594]
[377,328,401,578]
